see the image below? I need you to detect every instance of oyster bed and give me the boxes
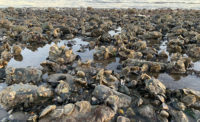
[0,7,200,121]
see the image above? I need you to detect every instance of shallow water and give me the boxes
[157,73,200,90]
[7,38,91,68]
[0,0,200,9]
[108,27,122,37]
[193,61,200,71]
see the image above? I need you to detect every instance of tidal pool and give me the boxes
[157,73,200,91]
[7,38,92,68]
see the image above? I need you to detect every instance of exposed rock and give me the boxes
[95,69,118,88]
[117,116,130,122]
[47,73,74,85]
[40,105,56,118]
[74,78,87,86]
[119,45,142,59]
[141,64,149,72]
[48,44,76,64]
[5,67,42,85]
[182,88,200,98]
[100,33,112,42]
[133,40,147,51]
[143,31,162,39]
[94,46,117,60]
[172,60,186,73]
[138,104,155,119]
[50,108,64,118]
[123,59,174,73]
[63,103,75,116]
[126,107,135,117]
[75,101,91,113]
[170,110,188,122]
[188,47,200,58]
[182,95,196,106]
[161,103,169,110]
[150,64,161,73]
[160,110,169,118]
[40,103,115,122]
[55,80,70,95]
[0,84,53,109]
[176,102,186,111]
[158,51,168,59]
[168,39,184,46]
[12,45,21,55]
[76,71,85,77]
[92,85,132,108]
[0,59,8,69]
[40,61,61,72]
[118,85,130,95]
[144,78,166,96]
[1,51,12,61]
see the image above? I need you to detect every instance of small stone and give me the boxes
[133,41,147,51]
[64,103,75,116]
[150,64,161,73]
[157,95,165,103]
[77,71,85,77]
[160,110,169,118]
[117,116,130,122]
[118,109,124,114]
[27,114,37,122]
[158,51,168,58]
[118,85,130,95]
[55,80,70,95]
[177,102,186,111]
[141,64,149,72]
[152,100,161,106]
[106,95,119,105]
[12,45,21,55]
[161,103,169,110]
[144,78,166,96]
[126,107,135,117]
[126,80,137,88]
[92,85,132,108]
[138,104,155,119]
[74,78,87,86]
[1,51,12,61]
[182,95,196,106]
[40,105,56,118]
[75,101,91,113]
[172,110,188,122]
[175,60,186,73]
[137,98,143,106]
[104,70,112,76]
[50,108,64,118]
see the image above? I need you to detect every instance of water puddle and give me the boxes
[158,39,171,62]
[0,83,7,92]
[7,38,94,68]
[192,61,200,71]
[108,27,121,37]
[106,57,121,73]
[157,73,200,90]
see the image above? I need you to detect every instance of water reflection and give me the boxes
[108,27,121,37]
[106,57,121,73]
[192,61,200,71]
[7,38,93,68]
[13,54,23,61]
[154,73,200,90]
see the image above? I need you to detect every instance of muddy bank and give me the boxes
[0,7,200,121]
